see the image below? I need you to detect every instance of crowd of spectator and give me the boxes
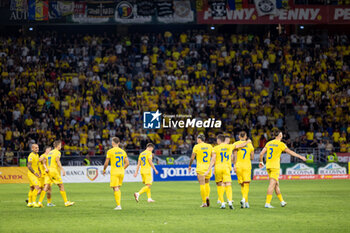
[0,29,349,165]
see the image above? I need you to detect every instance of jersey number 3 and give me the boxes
[268,148,273,159]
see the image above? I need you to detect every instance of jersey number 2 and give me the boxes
[203,152,208,162]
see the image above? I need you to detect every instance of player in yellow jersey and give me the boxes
[189,134,213,207]
[205,134,233,209]
[27,144,41,207]
[232,131,254,209]
[37,140,74,207]
[133,143,158,203]
[214,135,233,205]
[259,131,306,208]
[206,134,251,209]
[37,146,55,207]
[103,137,129,210]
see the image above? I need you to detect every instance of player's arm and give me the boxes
[148,157,158,175]
[103,157,110,175]
[133,159,141,177]
[250,149,255,160]
[27,161,40,178]
[204,152,216,176]
[188,152,196,173]
[39,156,49,173]
[38,167,41,177]
[259,147,267,168]
[56,156,66,176]
[232,150,237,172]
[42,157,49,173]
[234,139,252,149]
[284,148,306,161]
[123,156,129,169]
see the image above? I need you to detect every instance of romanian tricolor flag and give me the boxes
[228,0,243,10]
[28,0,48,21]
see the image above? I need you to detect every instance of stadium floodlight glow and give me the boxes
[210,26,215,30]
[29,27,33,31]
[300,25,304,29]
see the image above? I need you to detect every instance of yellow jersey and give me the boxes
[233,140,254,169]
[28,152,39,173]
[138,150,153,174]
[107,147,128,175]
[213,143,233,170]
[192,142,213,172]
[47,149,61,172]
[39,153,48,175]
[265,139,287,169]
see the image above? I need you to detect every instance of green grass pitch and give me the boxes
[0,180,349,233]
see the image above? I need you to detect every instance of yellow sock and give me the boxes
[225,185,233,202]
[244,183,250,202]
[277,194,284,202]
[146,187,151,199]
[114,191,119,206]
[47,196,52,204]
[114,190,121,206]
[138,186,148,195]
[28,190,33,203]
[60,191,68,203]
[38,191,46,203]
[241,185,244,199]
[32,189,38,203]
[205,183,210,198]
[117,190,121,205]
[200,185,206,203]
[217,186,224,203]
[266,194,272,204]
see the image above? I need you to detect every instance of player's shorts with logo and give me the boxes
[48,170,63,184]
[214,168,231,183]
[196,169,212,180]
[141,173,152,185]
[236,167,251,184]
[110,174,124,187]
[28,172,39,186]
[267,168,280,181]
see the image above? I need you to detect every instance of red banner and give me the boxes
[282,175,319,180]
[253,174,350,180]
[197,4,350,24]
[318,174,350,179]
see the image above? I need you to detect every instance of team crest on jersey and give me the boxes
[86,167,98,181]
[143,110,162,129]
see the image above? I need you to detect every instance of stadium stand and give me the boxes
[0,30,349,165]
